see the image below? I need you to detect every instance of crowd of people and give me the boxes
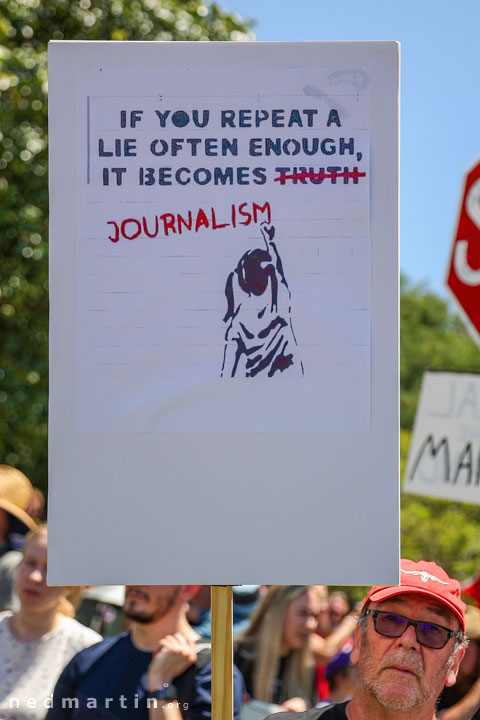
[1,463,480,720]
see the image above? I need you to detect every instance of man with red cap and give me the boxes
[269,559,469,720]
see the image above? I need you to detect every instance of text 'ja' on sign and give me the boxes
[405,372,480,505]
[48,41,399,586]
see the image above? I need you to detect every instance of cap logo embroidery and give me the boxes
[402,569,448,585]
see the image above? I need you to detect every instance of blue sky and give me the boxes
[227,0,480,299]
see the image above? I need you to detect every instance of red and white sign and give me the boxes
[446,160,480,345]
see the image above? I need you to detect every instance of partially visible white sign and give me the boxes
[405,372,480,504]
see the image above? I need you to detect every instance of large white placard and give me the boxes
[405,372,480,504]
[48,41,399,585]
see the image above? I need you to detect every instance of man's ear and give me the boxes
[180,585,202,603]
[350,624,362,666]
[445,645,466,687]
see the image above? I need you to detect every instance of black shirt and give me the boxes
[234,643,316,706]
[265,703,348,719]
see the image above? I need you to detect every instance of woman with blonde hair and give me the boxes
[0,524,102,719]
[234,585,321,713]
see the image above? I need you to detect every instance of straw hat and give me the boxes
[0,465,37,532]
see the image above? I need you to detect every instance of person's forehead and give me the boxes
[305,588,323,612]
[290,589,320,612]
[372,593,457,626]
[24,533,48,556]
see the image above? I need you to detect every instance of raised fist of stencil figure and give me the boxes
[221,222,304,378]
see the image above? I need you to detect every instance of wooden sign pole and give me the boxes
[211,585,233,720]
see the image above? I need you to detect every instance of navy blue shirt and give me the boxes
[47,633,244,719]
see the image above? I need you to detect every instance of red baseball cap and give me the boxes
[362,559,466,633]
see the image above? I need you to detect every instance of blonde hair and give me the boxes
[22,524,84,617]
[237,585,314,703]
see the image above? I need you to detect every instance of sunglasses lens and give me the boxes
[375,612,407,637]
[374,612,449,649]
[416,622,448,649]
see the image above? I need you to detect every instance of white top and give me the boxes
[0,611,102,719]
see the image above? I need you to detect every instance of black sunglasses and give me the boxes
[363,609,464,649]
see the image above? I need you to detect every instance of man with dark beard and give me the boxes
[48,585,244,719]
[268,560,469,720]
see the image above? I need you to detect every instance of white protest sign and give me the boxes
[48,41,399,585]
[405,372,480,504]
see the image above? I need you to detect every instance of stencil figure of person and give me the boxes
[221,222,304,378]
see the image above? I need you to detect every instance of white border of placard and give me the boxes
[48,41,399,585]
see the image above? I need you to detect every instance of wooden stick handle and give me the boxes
[211,585,233,720]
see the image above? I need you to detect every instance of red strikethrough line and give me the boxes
[274,168,367,185]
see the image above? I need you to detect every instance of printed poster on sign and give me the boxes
[77,67,370,432]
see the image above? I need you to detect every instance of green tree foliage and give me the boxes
[0,0,253,493]
[2,0,480,585]
[401,429,480,583]
[338,422,480,603]
[400,274,480,429]
[400,279,480,581]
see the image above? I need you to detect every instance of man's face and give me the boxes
[124,585,181,624]
[351,594,465,712]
